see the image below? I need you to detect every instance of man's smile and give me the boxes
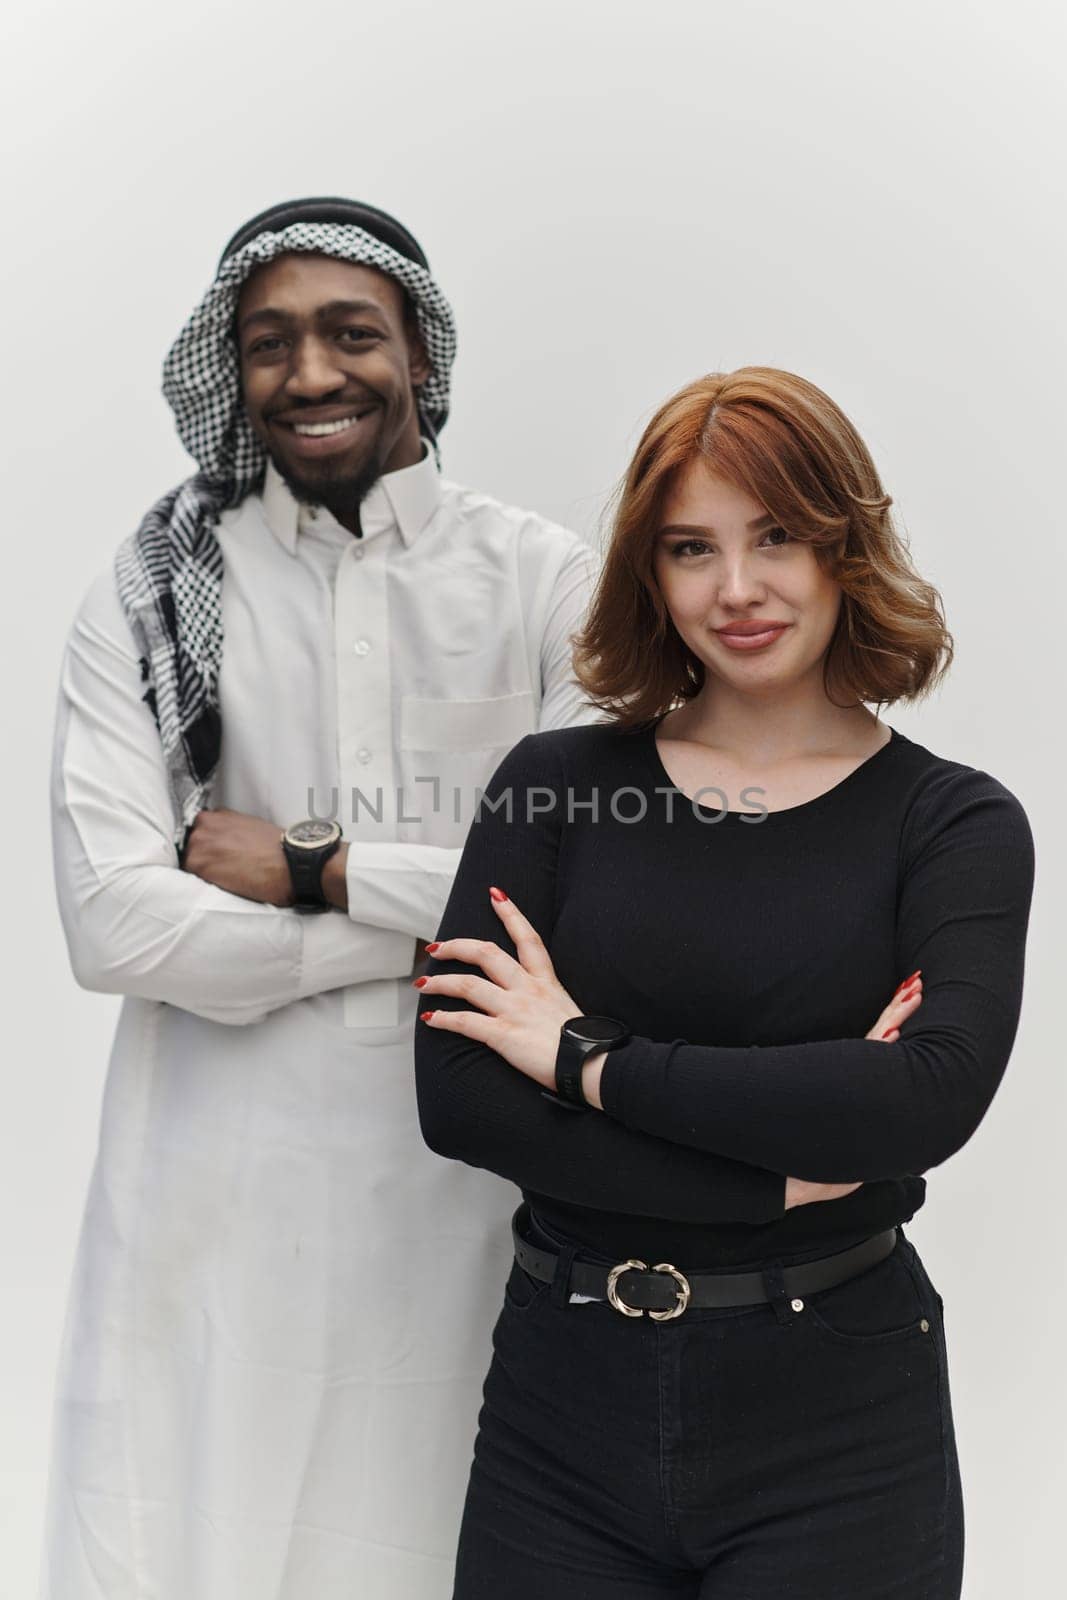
[290,414,367,437]
[269,404,381,456]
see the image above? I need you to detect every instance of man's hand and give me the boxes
[181,808,294,905]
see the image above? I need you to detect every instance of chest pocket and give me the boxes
[400,690,538,752]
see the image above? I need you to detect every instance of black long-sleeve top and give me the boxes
[413,718,1035,1269]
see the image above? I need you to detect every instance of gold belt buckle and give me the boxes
[605,1258,692,1321]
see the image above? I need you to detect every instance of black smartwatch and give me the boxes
[542,1015,633,1112]
[280,819,343,913]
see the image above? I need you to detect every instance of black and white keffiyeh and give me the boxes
[114,212,456,853]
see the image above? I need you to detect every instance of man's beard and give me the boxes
[267,441,388,520]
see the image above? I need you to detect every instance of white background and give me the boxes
[2,1,1063,1594]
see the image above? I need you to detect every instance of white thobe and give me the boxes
[43,445,601,1600]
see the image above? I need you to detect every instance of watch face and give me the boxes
[565,1015,627,1045]
[286,819,341,849]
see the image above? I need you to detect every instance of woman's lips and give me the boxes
[714,625,790,652]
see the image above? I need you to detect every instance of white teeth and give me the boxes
[291,415,365,437]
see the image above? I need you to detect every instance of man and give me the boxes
[45,196,600,1599]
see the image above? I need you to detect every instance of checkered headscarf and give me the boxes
[113,204,455,854]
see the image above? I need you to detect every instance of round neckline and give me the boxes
[640,717,904,826]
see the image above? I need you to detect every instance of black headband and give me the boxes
[217,196,431,272]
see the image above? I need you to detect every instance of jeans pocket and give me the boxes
[503,1258,551,1314]
[801,1238,934,1347]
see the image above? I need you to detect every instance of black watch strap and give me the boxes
[554,1032,597,1109]
[541,1016,632,1112]
[284,845,328,909]
[282,826,342,913]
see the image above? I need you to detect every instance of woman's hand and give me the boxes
[419,908,926,1203]
[865,968,923,1044]
[416,888,581,1089]
[784,970,924,1209]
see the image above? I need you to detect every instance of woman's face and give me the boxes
[651,459,843,697]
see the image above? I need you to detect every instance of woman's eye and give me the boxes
[338,327,377,344]
[249,336,285,355]
[665,529,792,559]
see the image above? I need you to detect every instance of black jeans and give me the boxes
[453,1209,964,1598]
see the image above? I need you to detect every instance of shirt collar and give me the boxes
[260,440,441,556]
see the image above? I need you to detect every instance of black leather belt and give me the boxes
[511,1204,899,1321]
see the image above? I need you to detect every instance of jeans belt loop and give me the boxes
[549,1239,580,1308]
[760,1259,796,1327]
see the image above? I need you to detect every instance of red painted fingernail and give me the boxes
[895,969,921,993]
[425,942,440,953]
[489,886,508,902]
[881,1029,896,1040]
[419,1010,435,1022]
[412,977,428,988]
[900,983,921,1001]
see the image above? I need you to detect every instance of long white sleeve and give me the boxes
[531,534,605,732]
[51,571,415,1026]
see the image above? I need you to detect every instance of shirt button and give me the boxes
[308,506,319,520]
[356,747,373,764]
[352,546,365,561]
[353,639,371,656]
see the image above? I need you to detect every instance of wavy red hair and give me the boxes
[572,367,953,727]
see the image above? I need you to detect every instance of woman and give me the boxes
[412,368,1034,1598]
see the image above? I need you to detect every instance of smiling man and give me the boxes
[240,251,432,518]
[44,197,601,1600]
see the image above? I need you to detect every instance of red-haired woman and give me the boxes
[413,369,1034,1599]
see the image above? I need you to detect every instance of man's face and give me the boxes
[236,253,432,510]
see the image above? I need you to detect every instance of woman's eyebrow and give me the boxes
[658,514,776,536]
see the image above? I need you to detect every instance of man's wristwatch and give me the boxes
[541,1015,633,1112]
[280,819,343,913]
